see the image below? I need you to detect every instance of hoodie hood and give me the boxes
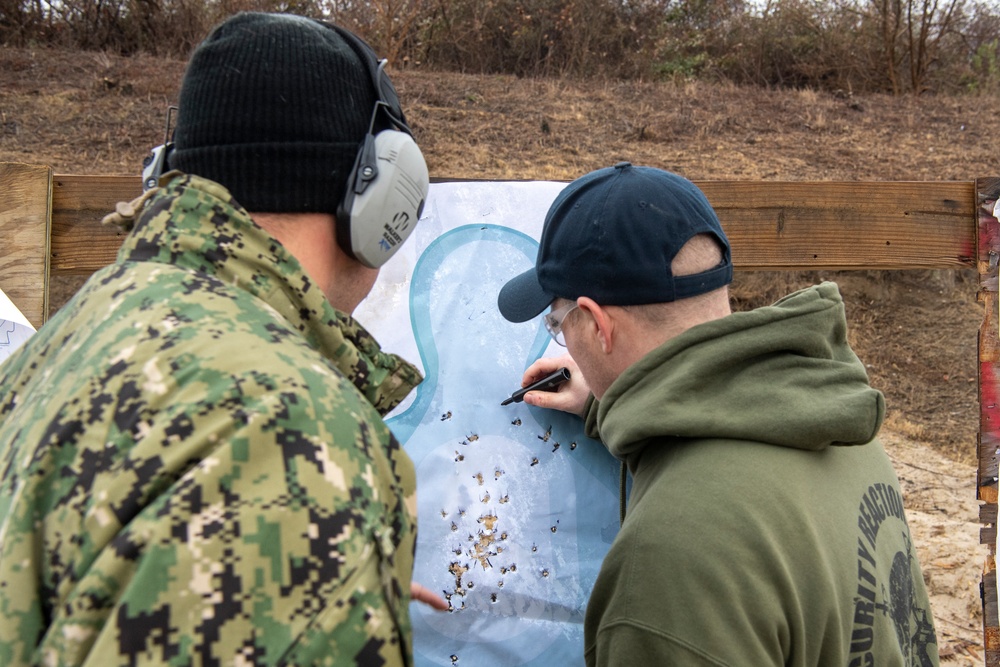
[595,282,883,461]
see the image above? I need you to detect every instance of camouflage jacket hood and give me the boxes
[120,173,422,413]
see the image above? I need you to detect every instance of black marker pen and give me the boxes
[501,367,571,406]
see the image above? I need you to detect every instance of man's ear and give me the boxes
[577,296,614,354]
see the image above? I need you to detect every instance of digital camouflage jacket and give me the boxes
[0,174,423,666]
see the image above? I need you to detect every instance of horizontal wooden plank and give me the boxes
[0,162,50,327]
[983,504,998,524]
[981,436,1000,485]
[989,569,1000,627]
[50,174,138,275]
[48,176,978,275]
[988,578,1000,640]
[700,181,976,270]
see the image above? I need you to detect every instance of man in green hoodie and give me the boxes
[0,12,444,667]
[497,163,939,666]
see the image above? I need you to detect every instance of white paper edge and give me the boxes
[0,286,36,331]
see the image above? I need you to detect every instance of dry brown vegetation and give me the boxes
[0,45,995,663]
[6,0,1000,95]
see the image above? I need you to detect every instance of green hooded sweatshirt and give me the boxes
[582,282,938,667]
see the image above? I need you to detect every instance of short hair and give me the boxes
[621,234,729,324]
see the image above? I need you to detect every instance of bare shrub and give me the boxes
[0,0,47,46]
[412,0,656,78]
[1,0,999,94]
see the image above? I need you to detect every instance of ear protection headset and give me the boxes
[141,20,429,270]
[324,22,429,269]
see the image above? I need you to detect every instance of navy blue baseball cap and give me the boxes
[498,162,733,323]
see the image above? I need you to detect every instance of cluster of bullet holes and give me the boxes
[435,414,579,618]
[432,409,586,664]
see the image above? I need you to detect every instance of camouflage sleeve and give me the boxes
[2,363,416,666]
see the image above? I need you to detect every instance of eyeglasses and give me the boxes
[543,301,579,346]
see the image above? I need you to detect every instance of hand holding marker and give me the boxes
[501,367,572,406]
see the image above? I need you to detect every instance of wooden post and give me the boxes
[0,163,51,328]
[978,176,1000,667]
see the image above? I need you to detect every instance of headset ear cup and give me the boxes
[318,20,426,268]
[141,143,173,191]
[338,130,428,269]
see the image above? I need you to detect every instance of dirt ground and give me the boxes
[1,45,996,663]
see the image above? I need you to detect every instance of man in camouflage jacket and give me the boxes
[0,13,433,666]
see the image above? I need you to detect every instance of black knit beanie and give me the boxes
[170,12,378,213]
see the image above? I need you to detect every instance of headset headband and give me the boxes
[319,21,412,137]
